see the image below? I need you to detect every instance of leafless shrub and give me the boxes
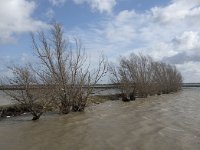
[31,23,107,114]
[152,62,182,94]
[109,53,182,101]
[1,66,52,120]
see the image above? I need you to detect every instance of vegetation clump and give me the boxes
[0,104,28,118]
[109,53,182,101]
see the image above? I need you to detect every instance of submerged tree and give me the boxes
[109,53,182,101]
[31,23,107,114]
[1,66,52,120]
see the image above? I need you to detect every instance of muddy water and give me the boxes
[0,88,200,150]
[0,91,12,106]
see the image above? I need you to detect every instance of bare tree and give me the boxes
[109,53,182,101]
[31,23,107,114]
[1,66,51,120]
[109,59,136,101]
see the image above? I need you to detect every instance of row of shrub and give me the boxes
[109,53,182,101]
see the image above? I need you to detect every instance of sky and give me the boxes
[0,0,200,83]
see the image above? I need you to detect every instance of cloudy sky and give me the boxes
[0,0,200,83]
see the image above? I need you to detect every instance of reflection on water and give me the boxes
[0,88,200,150]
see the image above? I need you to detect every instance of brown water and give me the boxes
[0,91,12,106]
[0,88,200,150]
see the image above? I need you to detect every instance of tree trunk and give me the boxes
[60,101,71,114]
[129,92,136,101]
[32,115,40,120]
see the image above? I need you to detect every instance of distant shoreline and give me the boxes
[0,83,200,90]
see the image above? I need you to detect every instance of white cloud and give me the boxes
[0,52,37,79]
[65,0,200,82]
[49,0,66,6]
[49,0,116,14]
[0,0,48,43]
[161,31,200,66]
[45,8,55,20]
[151,0,200,23]
[105,10,136,42]
[144,31,200,62]
[176,62,200,82]
[73,0,116,14]
[173,31,200,53]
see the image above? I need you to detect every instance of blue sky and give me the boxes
[1,0,200,82]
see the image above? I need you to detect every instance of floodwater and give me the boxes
[0,88,200,150]
[0,91,12,106]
